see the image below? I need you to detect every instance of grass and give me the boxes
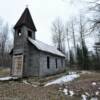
[0,68,10,77]
[0,69,100,100]
[0,81,82,100]
[75,71,100,81]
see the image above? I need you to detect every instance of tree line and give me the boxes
[51,0,100,70]
[0,18,13,68]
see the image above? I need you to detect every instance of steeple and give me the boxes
[14,7,37,32]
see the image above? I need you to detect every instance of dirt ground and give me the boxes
[0,69,100,100]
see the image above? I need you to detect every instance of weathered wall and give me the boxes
[23,42,40,77]
[12,25,39,77]
[39,52,65,77]
[22,26,39,77]
[12,25,65,77]
[12,26,26,77]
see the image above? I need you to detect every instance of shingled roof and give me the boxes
[14,7,37,31]
[28,37,65,57]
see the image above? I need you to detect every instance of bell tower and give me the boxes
[14,7,37,39]
[12,7,37,77]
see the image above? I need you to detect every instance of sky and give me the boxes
[0,0,95,51]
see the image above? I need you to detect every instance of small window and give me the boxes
[28,30,32,38]
[56,58,57,68]
[18,29,22,36]
[47,56,50,69]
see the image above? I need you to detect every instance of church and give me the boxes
[11,7,65,77]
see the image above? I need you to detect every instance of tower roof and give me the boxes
[14,7,37,31]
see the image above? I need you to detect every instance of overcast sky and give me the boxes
[0,0,94,50]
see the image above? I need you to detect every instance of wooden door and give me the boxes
[12,55,23,77]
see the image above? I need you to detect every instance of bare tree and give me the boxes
[65,26,70,60]
[51,18,66,53]
[5,26,14,52]
[0,21,11,67]
[0,23,9,55]
[66,18,78,63]
[88,0,100,69]
[88,0,100,33]
[70,19,77,62]
[78,15,90,69]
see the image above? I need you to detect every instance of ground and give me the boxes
[0,68,100,100]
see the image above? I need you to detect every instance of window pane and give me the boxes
[28,30,32,38]
[47,56,50,69]
[56,58,57,68]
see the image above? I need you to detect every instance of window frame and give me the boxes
[17,29,22,36]
[28,30,32,38]
[47,56,50,69]
[55,58,57,69]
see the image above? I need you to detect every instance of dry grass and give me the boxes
[65,71,100,99]
[0,68,10,77]
[0,70,99,100]
[0,81,81,100]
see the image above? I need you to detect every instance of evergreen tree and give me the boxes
[76,43,89,70]
[82,41,89,70]
[76,45,83,69]
[69,50,74,66]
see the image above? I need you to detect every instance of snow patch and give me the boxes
[81,71,92,74]
[92,82,96,86]
[0,76,18,81]
[63,88,68,95]
[85,92,90,96]
[69,90,74,96]
[23,80,30,85]
[45,74,80,86]
[81,94,87,100]
[95,91,99,96]
[98,87,100,90]
[90,97,98,100]
[69,71,77,75]
[32,84,38,87]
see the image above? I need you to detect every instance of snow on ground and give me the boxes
[90,97,98,100]
[45,73,80,86]
[63,88,68,95]
[23,80,30,85]
[81,94,87,100]
[69,90,74,96]
[92,82,97,86]
[0,76,18,81]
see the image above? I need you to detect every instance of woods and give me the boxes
[51,0,100,70]
[0,19,12,68]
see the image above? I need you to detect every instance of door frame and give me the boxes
[12,54,23,77]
